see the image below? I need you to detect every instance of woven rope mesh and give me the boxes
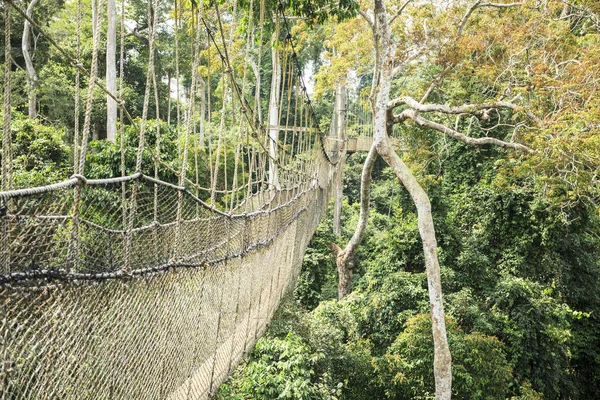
[0,0,341,397]
[1,161,334,399]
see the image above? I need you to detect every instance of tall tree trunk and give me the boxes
[198,76,206,148]
[333,83,346,235]
[167,69,172,125]
[372,0,452,397]
[22,0,40,120]
[250,60,262,124]
[106,0,117,142]
[332,143,377,299]
[92,125,100,141]
[377,138,452,399]
[267,32,281,190]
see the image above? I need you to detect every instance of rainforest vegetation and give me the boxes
[1,0,600,398]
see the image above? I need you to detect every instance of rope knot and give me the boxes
[71,60,84,69]
[70,174,87,186]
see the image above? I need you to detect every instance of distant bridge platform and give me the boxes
[325,136,403,154]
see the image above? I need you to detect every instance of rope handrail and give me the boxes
[0,171,313,218]
[0,185,313,285]
[0,1,340,398]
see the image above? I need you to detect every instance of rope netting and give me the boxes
[0,0,339,397]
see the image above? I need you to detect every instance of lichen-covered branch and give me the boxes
[395,109,535,153]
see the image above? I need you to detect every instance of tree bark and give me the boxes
[106,0,117,142]
[167,69,172,125]
[198,76,206,148]
[332,143,377,300]
[330,242,352,299]
[377,138,452,399]
[22,0,40,120]
[374,0,452,397]
[267,32,281,190]
[92,125,100,141]
[333,83,346,235]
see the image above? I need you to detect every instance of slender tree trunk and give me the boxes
[333,83,346,235]
[167,69,172,125]
[92,125,100,141]
[377,138,452,399]
[106,0,117,142]
[22,0,40,119]
[371,0,452,397]
[332,143,377,299]
[198,76,206,148]
[250,60,263,124]
[267,32,281,190]
[560,4,571,19]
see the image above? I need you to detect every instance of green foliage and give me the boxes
[1,113,72,187]
[294,216,338,309]
[287,0,359,25]
[220,140,600,399]
[217,332,342,400]
[376,314,513,400]
[11,117,70,170]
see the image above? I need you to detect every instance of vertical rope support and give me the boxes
[229,138,241,211]
[194,123,200,218]
[119,0,126,230]
[210,89,226,206]
[73,0,81,171]
[174,6,200,262]
[2,3,11,193]
[1,4,12,277]
[152,68,161,266]
[68,0,103,272]
[1,7,12,394]
[174,0,181,159]
[244,146,255,212]
[123,0,156,272]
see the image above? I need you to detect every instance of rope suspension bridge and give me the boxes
[0,0,374,398]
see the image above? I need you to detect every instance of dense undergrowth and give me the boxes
[216,145,600,400]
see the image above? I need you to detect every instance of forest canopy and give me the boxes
[1,0,600,399]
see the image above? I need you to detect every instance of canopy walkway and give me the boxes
[0,0,392,398]
[0,0,370,398]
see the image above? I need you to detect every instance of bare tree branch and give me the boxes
[396,109,534,153]
[389,94,544,128]
[125,24,149,43]
[358,8,375,29]
[389,0,413,25]
[458,0,522,35]
[480,2,523,7]
[388,95,522,115]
